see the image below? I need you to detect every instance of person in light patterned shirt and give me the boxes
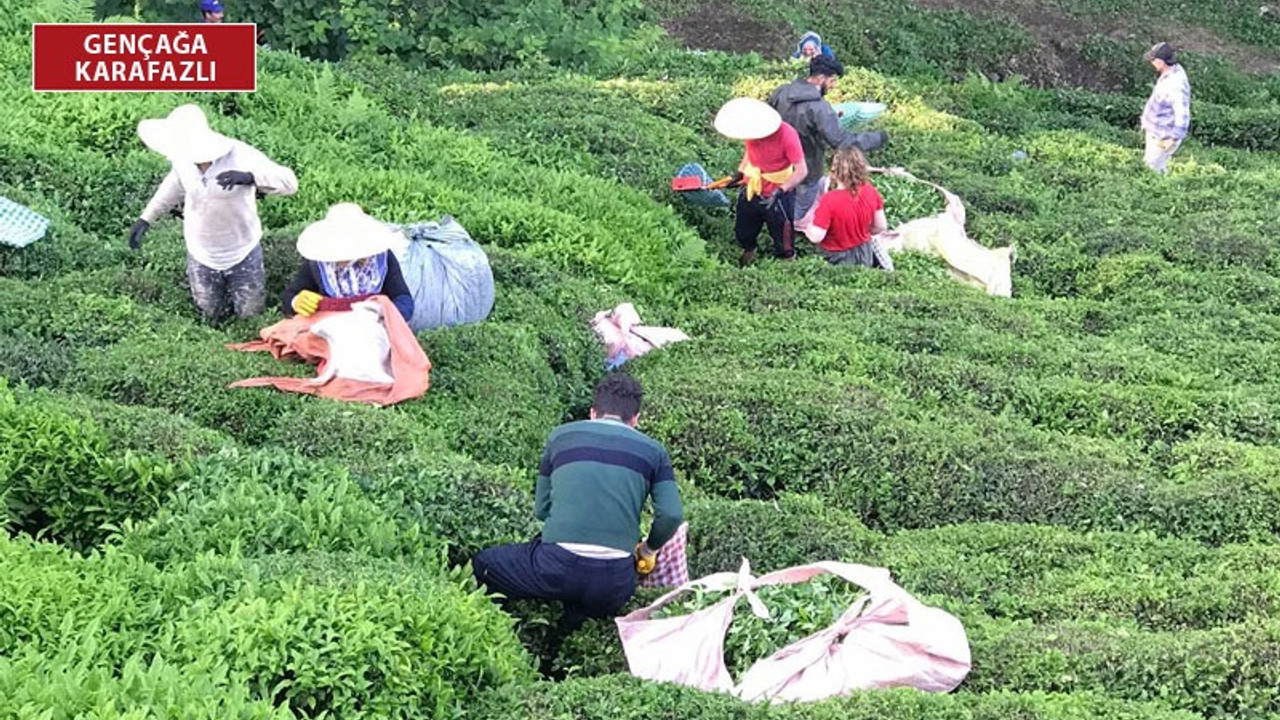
[129,104,297,323]
[1140,42,1191,174]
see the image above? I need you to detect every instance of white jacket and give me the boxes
[141,140,298,270]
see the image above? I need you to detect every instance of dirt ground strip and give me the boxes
[658,0,1279,92]
[659,0,794,57]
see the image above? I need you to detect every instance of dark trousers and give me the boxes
[735,189,796,258]
[472,536,637,631]
[185,244,266,323]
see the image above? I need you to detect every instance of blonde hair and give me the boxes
[830,146,870,190]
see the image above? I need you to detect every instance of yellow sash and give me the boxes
[742,162,794,200]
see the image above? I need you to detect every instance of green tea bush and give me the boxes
[0,535,535,720]
[685,494,880,577]
[0,277,160,350]
[1052,89,1280,151]
[139,0,652,71]
[5,383,231,461]
[0,650,291,720]
[407,323,575,470]
[889,356,1280,446]
[0,184,127,281]
[687,507,1280,631]
[169,553,536,720]
[61,325,453,459]
[0,334,76,389]
[965,617,1280,719]
[623,292,1280,544]
[116,456,435,566]
[0,535,159,659]
[359,452,538,566]
[1078,36,1278,109]
[476,674,1207,720]
[487,247,611,400]
[62,330,315,445]
[340,61,742,242]
[877,523,1280,630]
[742,0,1040,82]
[0,131,164,240]
[0,381,190,549]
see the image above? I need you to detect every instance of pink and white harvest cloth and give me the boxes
[615,559,971,703]
[590,303,690,369]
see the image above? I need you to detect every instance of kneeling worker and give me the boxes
[472,373,684,631]
[281,203,415,323]
[129,104,298,324]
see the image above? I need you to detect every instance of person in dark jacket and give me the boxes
[282,203,415,323]
[767,55,887,223]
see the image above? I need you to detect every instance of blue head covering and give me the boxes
[317,252,389,299]
[793,31,822,58]
[793,30,837,60]
[200,0,224,13]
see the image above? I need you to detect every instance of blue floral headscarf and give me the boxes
[318,251,388,298]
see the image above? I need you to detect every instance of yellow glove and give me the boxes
[292,290,323,316]
[1157,138,1175,151]
[635,542,657,576]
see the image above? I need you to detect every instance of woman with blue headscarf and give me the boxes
[282,203,414,322]
[792,31,835,61]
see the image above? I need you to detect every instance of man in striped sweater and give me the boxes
[472,373,684,631]
[1140,42,1191,174]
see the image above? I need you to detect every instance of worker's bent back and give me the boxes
[536,418,683,554]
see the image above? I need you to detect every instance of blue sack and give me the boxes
[387,216,495,332]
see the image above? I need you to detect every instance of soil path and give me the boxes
[658,0,794,57]
[658,0,1279,91]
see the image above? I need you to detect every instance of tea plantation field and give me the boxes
[3,0,1280,717]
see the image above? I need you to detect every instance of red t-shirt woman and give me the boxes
[803,146,891,269]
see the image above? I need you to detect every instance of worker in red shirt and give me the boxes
[714,98,808,266]
[803,146,892,269]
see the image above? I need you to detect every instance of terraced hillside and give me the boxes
[2,0,1280,717]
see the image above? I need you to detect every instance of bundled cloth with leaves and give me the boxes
[616,559,971,703]
[591,303,690,370]
[871,167,1015,297]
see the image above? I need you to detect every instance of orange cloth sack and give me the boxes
[227,295,430,407]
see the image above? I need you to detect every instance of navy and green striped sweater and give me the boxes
[535,418,684,554]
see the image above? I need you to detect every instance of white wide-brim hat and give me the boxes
[714,97,782,140]
[137,104,234,164]
[296,203,402,263]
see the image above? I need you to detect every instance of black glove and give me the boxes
[216,170,255,191]
[844,130,889,154]
[127,219,150,251]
